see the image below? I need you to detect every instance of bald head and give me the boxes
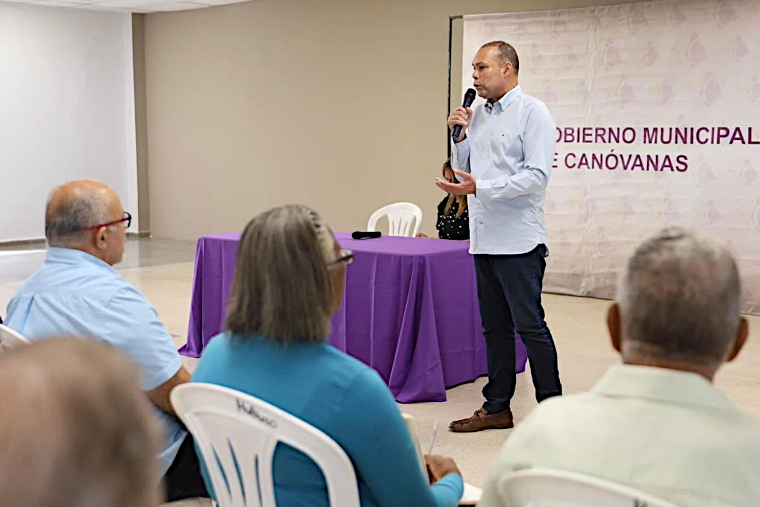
[45,179,122,247]
[0,339,160,507]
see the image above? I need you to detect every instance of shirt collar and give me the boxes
[484,85,522,114]
[592,364,737,413]
[46,247,116,273]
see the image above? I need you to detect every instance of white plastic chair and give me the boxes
[367,202,423,237]
[171,383,360,507]
[498,468,680,507]
[0,324,30,352]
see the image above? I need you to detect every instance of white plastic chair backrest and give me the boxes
[498,468,681,507]
[171,383,360,507]
[367,202,423,237]
[0,324,30,352]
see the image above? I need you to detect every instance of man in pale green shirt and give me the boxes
[479,228,760,507]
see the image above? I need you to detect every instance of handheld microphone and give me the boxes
[451,88,476,140]
[352,231,382,240]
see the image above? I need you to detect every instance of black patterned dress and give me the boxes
[435,196,470,240]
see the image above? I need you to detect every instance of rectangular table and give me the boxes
[181,232,527,403]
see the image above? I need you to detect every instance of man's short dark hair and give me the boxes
[481,41,519,73]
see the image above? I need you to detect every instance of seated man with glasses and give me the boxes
[4,179,208,502]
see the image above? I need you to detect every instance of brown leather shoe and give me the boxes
[449,408,513,433]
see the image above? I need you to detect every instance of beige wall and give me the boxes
[132,14,150,233]
[143,0,642,239]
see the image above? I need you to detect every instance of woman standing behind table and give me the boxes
[418,159,470,240]
[191,204,464,507]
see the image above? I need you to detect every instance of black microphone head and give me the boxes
[452,88,478,140]
[463,88,477,107]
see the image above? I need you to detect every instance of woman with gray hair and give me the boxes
[192,204,464,507]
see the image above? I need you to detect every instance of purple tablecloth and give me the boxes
[181,232,527,402]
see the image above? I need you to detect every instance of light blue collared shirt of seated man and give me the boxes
[5,247,186,477]
[451,85,556,255]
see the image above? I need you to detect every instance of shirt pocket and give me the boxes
[494,124,523,159]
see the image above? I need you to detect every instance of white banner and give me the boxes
[463,0,760,314]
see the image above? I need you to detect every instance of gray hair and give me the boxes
[225,204,337,344]
[0,339,160,507]
[45,185,111,247]
[481,41,520,73]
[618,227,742,368]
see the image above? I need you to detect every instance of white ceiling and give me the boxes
[0,0,249,13]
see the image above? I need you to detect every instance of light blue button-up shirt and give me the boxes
[5,247,186,477]
[451,85,556,255]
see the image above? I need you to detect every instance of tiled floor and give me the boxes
[2,237,759,489]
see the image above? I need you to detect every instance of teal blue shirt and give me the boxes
[191,332,463,507]
[5,247,186,477]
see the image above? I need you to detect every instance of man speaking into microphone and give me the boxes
[436,41,561,432]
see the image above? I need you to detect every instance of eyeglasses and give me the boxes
[83,211,132,231]
[332,248,354,266]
